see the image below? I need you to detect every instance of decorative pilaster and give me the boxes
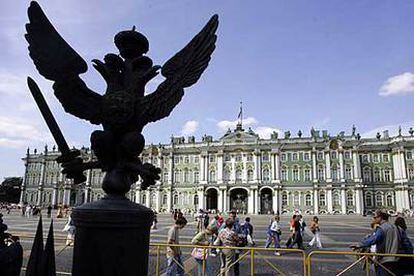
[217,151,223,184]
[327,187,333,213]
[247,188,254,214]
[352,150,362,182]
[355,186,364,215]
[313,187,319,214]
[325,151,332,182]
[197,188,204,210]
[312,149,318,183]
[339,150,345,182]
[341,188,346,214]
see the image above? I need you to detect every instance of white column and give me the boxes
[155,190,161,212]
[197,188,204,210]
[355,188,364,215]
[167,190,172,212]
[254,189,260,214]
[248,189,254,214]
[339,151,345,182]
[200,154,205,182]
[168,154,174,185]
[273,189,279,213]
[313,189,319,214]
[217,152,223,184]
[230,157,236,182]
[325,151,332,182]
[254,151,261,183]
[275,153,280,182]
[327,188,333,213]
[218,189,223,212]
[400,151,408,180]
[63,186,71,206]
[52,185,58,206]
[312,150,318,182]
[145,190,150,207]
[135,188,141,204]
[205,154,210,183]
[353,151,361,181]
[223,189,227,213]
[341,189,346,214]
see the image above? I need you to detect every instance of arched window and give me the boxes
[319,192,326,206]
[318,166,325,181]
[162,194,168,205]
[184,169,189,182]
[247,169,254,181]
[365,193,373,207]
[345,166,352,180]
[347,191,354,206]
[194,171,199,183]
[292,167,299,181]
[194,195,199,205]
[281,167,288,181]
[331,165,338,181]
[293,192,300,206]
[236,169,242,181]
[142,194,146,204]
[173,194,179,205]
[363,167,371,182]
[282,193,288,205]
[408,166,414,180]
[333,191,340,206]
[262,169,270,181]
[373,168,381,182]
[375,193,383,206]
[304,167,311,181]
[174,170,181,182]
[209,170,216,181]
[384,169,392,182]
[223,169,231,181]
[305,194,312,206]
[386,194,393,206]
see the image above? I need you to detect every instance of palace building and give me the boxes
[20,123,414,215]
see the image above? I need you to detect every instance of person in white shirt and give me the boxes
[265,215,282,255]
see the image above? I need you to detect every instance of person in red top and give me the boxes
[217,213,224,228]
[286,215,297,248]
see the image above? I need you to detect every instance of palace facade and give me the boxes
[20,124,414,215]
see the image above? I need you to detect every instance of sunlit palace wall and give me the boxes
[20,125,414,215]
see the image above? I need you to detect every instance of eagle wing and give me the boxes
[25,1,102,125]
[139,15,218,125]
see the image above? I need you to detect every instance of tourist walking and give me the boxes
[243,217,255,246]
[308,216,322,249]
[286,214,297,248]
[353,210,402,275]
[62,212,75,246]
[394,217,414,275]
[191,225,216,276]
[47,205,52,218]
[166,217,187,276]
[289,216,304,249]
[214,218,238,276]
[265,215,281,255]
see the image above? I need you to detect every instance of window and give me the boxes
[247,169,254,181]
[347,192,354,206]
[194,195,199,205]
[375,193,383,206]
[363,168,371,182]
[194,156,199,163]
[407,151,413,160]
[333,192,340,206]
[373,154,379,163]
[331,151,337,159]
[174,157,180,164]
[224,154,231,162]
[386,194,393,206]
[184,170,189,182]
[319,192,326,206]
[194,171,199,183]
[235,154,242,162]
[282,193,288,205]
[209,170,216,182]
[304,168,311,181]
[304,152,310,161]
[163,172,169,182]
[317,152,324,160]
[142,194,147,205]
[236,169,242,181]
[281,154,287,162]
[262,153,269,162]
[162,194,167,205]
[365,193,373,207]
[362,154,369,163]
[382,154,389,162]
[292,167,299,181]
[409,166,414,180]
[209,155,216,162]
[293,193,300,206]
[281,168,288,181]
[184,157,189,163]
[345,166,352,180]
[305,194,312,206]
[173,194,178,205]
[318,166,325,181]
[373,169,381,182]
[384,169,391,182]
[292,153,298,161]
[262,169,270,181]
[344,151,351,159]
[174,170,181,182]
[223,169,231,181]
[247,154,253,162]
[331,166,338,180]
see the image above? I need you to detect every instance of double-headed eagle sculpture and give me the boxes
[25,1,218,196]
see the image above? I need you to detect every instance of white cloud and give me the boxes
[254,126,281,139]
[379,72,414,96]
[362,121,414,138]
[217,116,258,132]
[311,117,331,129]
[0,72,26,96]
[181,120,199,135]
[0,116,52,149]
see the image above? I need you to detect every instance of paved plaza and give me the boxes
[2,210,413,275]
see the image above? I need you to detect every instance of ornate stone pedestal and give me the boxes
[71,196,154,276]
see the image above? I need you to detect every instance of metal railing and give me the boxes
[306,250,414,276]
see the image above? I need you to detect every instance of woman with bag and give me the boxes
[191,225,216,276]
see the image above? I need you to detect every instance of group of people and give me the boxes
[353,210,414,275]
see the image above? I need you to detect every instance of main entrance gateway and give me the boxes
[206,188,218,210]
[230,188,248,214]
[260,188,273,214]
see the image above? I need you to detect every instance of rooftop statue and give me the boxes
[25,1,219,196]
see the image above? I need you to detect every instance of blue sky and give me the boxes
[0,0,413,179]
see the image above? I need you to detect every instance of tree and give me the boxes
[0,177,22,203]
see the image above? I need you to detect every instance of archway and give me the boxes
[230,188,248,214]
[260,188,273,214]
[206,188,218,210]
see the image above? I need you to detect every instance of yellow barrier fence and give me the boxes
[306,250,414,276]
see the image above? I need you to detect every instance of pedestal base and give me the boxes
[71,196,154,276]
